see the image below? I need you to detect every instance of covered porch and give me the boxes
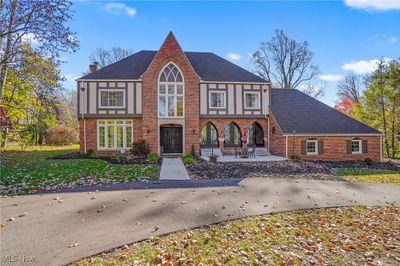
[200,147,287,162]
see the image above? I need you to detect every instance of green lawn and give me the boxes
[0,145,159,195]
[336,167,400,185]
[74,206,400,266]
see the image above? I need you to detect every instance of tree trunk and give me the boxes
[0,0,18,101]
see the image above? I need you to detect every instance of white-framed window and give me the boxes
[99,89,125,108]
[209,91,226,109]
[158,63,184,117]
[244,91,260,109]
[306,140,318,155]
[351,140,362,154]
[97,120,132,150]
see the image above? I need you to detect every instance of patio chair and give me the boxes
[248,146,256,158]
[234,147,242,158]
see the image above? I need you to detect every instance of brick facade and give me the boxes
[78,33,382,162]
[141,32,200,154]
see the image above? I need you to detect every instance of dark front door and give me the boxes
[160,127,183,153]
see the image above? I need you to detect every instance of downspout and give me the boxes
[285,135,288,158]
[80,82,87,154]
[380,135,383,162]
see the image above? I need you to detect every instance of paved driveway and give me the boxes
[1,177,399,266]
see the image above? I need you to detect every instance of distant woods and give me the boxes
[335,59,400,158]
[89,47,135,69]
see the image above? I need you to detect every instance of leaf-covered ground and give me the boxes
[74,206,400,266]
[337,167,400,185]
[0,145,159,195]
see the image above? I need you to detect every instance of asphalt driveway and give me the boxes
[1,177,399,266]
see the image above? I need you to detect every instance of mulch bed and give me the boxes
[186,160,340,180]
[47,152,162,165]
[316,160,400,171]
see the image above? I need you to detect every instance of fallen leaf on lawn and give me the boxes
[18,212,28,217]
[68,243,79,248]
[7,217,15,222]
[90,196,96,200]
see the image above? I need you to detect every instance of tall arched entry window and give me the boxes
[201,122,219,147]
[248,122,264,147]
[224,122,242,147]
[158,63,184,117]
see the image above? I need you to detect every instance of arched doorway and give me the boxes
[201,122,219,147]
[160,124,183,154]
[248,122,264,147]
[224,122,242,147]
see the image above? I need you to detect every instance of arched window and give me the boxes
[201,122,219,147]
[248,122,264,147]
[224,122,241,147]
[158,63,184,117]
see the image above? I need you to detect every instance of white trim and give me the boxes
[285,135,288,158]
[76,79,141,82]
[282,133,383,137]
[200,80,271,85]
[98,89,126,109]
[244,91,261,109]
[208,90,226,109]
[157,62,185,118]
[97,120,133,151]
[306,140,318,155]
[351,139,362,154]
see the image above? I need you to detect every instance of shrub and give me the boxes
[190,144,196,158]
[46,125,78,145]
[182,154,195,165]
[117,152,127,161]
[148,152,159,163]
[290,154,303,162]
[364,157,373,165]
[130,140,150,159]
[86,148,95,157]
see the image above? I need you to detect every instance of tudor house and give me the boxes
[77,32,383,161]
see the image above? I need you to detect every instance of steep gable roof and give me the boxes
[79,50,267,83]
[270,88,381,135]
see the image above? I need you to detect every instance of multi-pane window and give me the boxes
[351,140,362,153]
[99,90,125,108]
[209,91,225,108]
[98,120,132,150]
[244,92,260,109]
[201,122,219,147]
[159,64,184,117]
[224,122,242,147]
[306,140,318,155]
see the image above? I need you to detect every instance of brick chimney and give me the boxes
[89,62,99,73]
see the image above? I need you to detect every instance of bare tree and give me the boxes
[0,0,79,101]
[302,83,326,99]
[337,74,364,103]
[252,29,320,90]
[89,47,134,68]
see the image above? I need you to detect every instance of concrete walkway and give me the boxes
[1,178,399,266]
[159,158,190,180]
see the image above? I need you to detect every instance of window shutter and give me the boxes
[318,140,324,155]
[301,141,306,155]
[347,140,352,154]
[362,140,368,153]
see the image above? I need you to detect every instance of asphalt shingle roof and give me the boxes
[79,50,267,83]
[270,88,381,135]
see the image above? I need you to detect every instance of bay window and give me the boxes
[97,120,132,150]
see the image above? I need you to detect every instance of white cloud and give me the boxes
[21,33,39,44]
[105,3,136,17]
[390,36,397,43]
[345,0,400,11]
[227,53,241,61]
[319,74,344,82]
[342,58,391,74]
